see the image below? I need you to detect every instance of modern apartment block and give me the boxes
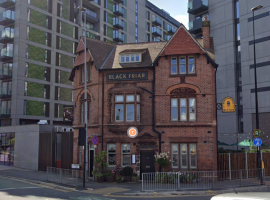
[188,0,270,148]
[0,0,180,169]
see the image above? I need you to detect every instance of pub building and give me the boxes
[69,20,218,179]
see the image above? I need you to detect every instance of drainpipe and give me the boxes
[152,66,162,154]
[215,67,219,171]
[102,71,104,151]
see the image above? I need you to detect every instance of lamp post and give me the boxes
[77,6,88,188]
[251,5,263,183]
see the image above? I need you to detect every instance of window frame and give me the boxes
[119,54,141,63]
[112,93,140,123]
[170,55,196,75]
[121,143,131,167]
[171,143,197,169]
[80,94,91,124]
[81,64,92,84]
[107,143,116,167]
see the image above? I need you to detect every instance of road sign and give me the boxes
[127,127,138,138]
[92,136,99,145]
[253,138,262,147]
[254,129,260,137]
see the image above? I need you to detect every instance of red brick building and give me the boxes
[70,21,218,178]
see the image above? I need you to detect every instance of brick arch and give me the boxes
[76,88,93,102]
[166,83,201,95]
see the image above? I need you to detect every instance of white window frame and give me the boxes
[171,143,179,168]
[180,144,188,169]
[180,98,187,121]
[115,104,124,122]
[179,57,186,74]
[188,56,195,74]
[171,57,177,74]
[171,98,178,121]
[121,144,130,167]
[119,54,141,63]
[189,98,196,121]
[189,143,197,169]
[107,144,116,166]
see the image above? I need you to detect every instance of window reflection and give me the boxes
[0,132,15,166]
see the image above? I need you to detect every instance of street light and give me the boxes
[251,5,263,184]
[77,6,88,188]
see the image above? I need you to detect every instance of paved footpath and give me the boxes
[1,165,270,198]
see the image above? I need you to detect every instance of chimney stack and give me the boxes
[202,16,210,50]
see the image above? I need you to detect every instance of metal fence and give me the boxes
[47,167,81,187]
[142,169,265,191]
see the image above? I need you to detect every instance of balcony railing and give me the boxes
[187,0,208,15]
[0,0,15,8]
[0,63,12,80]
[0,107,11,118]
[152,16,161,27]
[0,87,12,98]
[113,0,123,4]
[167,26,176,34]
[113,31,124,43]
[0,10,15,26]
[0,27,14,43]
[113,4,124,17]
[113,17,124,30]
[152,37,160,42]
[151,27,162,37]
[85,9,99,24]
[0,48,13,61]
[188,18,203,34]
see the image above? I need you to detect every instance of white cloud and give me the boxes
[174,15,189,30]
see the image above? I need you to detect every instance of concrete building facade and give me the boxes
[188,0,270,148]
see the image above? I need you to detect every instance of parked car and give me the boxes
[211,193,270,200]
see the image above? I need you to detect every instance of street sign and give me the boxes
[92,136,99,145]
[253,138,262,147]
[254,129,260,137]
[127,127,138,138]
[71,164,80,169]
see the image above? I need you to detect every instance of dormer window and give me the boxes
[119,54,141,63]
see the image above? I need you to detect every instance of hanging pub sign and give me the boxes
[107,72,148,81]
[222,97,236,113]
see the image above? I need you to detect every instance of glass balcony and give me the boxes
[151,26,162,37]
[0,27,14,43]
[113,30,124,43]
[0,45,13,61]
[113,17,124,30]
[187,0,208,15]
[0,0,15,8]
[0,87,12,98]
[0,107,11,118]
[0,63,12,80]
[0,10,15,26]
[167,26,176,35]
[113,4,124,17]
[189,18,203,34]
[152,16,161,27]
[85,9,99,24]
[152,37,160,42]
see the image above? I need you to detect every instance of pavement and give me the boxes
[0,165,270,197]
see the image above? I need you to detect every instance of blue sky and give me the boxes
[148,0,189,28]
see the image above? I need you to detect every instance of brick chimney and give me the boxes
[202,16,210,50]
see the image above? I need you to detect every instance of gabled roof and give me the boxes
[70,22,218,81]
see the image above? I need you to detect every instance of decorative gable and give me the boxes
[160,26,205,56]
[76,39,85,53]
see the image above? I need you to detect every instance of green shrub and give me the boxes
[120,166,133,177]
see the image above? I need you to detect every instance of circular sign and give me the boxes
[127,127,138,138]
[92,136,99,145]
[253,138,262,147]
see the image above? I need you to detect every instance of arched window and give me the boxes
[80,93,91,124]
[170,88,196,121]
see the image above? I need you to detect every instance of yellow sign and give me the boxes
[222,97,235,113]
